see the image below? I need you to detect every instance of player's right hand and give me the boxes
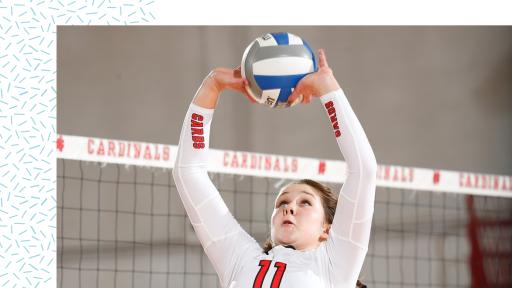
[205,67,256,103]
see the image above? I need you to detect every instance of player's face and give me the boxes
[271,183,329,251]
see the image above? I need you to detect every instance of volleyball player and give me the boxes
[173,49,376,287]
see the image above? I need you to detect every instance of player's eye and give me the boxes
[300,200,312,207]
[276,200,288,208]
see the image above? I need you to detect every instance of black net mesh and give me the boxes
[57,159,512,288]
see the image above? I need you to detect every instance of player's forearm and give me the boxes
[320,89,377,178]
[172,99,228,239]
[172,97,216,225]
[320,89,376,245]
[174,102,214,168]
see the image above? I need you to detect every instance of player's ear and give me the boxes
[319,223,331,241]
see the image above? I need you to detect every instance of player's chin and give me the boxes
[275,232,298,246]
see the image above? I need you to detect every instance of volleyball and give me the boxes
[241,32,317,108]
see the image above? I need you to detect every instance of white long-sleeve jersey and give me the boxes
[173,89,377,288]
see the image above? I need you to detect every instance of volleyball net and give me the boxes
[57,134,512,288]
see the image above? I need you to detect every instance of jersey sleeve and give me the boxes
[319,89,377,287]
[172,103,261,287]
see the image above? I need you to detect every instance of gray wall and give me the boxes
[58,26,512,175]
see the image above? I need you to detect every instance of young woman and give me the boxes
[173,49,377,288]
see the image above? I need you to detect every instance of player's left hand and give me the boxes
[206,66,256,104]
[287,49,341,104]
[233,66,257,103]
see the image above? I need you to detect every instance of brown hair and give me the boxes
[262,179,338,253]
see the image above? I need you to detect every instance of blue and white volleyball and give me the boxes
[241,32,317,108]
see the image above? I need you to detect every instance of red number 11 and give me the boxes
[253,260,287,288]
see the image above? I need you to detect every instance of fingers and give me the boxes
[287,88,301,104]
[318,48,329,69]
[288,88,312,105]
[233,78,257,104]
[302,94,312,104]
[288,77,309,103]
[233,66,242,78]
[237,79,257,104]
[288,76,311,104]
[231,77,248,92]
